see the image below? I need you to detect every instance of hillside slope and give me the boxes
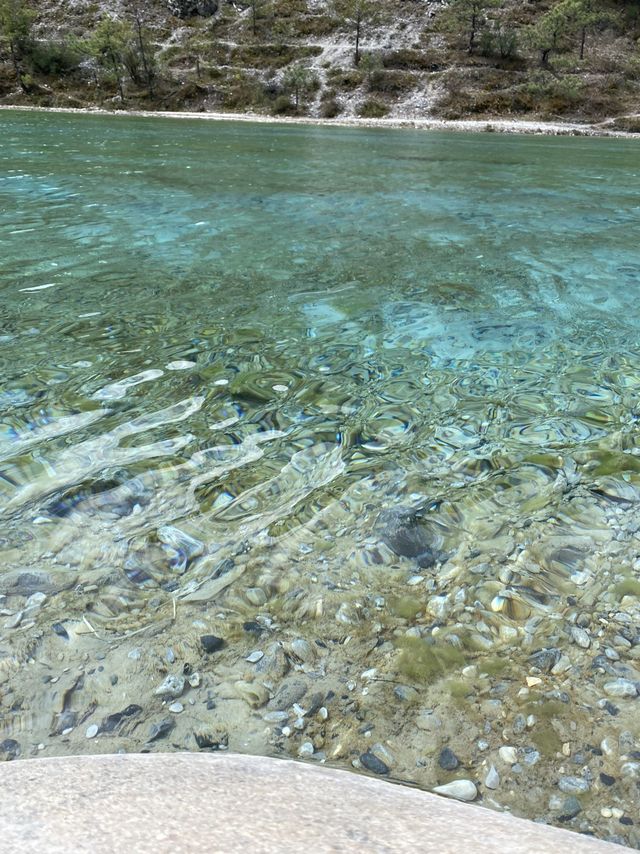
[0,0,639,128]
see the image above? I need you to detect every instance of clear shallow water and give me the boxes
[1,111,640,843]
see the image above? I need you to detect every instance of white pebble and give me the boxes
[433,780,477,802]
[166,360,196,371]
[245,650,264,663]
[272,384,289,393]
[499,746,518,765]
[85,724,99,739]
[169,702,184,714]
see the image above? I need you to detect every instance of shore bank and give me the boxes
[1,103,637,137]
[0,753,622,853]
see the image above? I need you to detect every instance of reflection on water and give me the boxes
[1,112,640,844]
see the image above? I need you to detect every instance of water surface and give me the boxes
[1,112,639,844]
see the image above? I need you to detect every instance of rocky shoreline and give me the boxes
[1,104,638,138]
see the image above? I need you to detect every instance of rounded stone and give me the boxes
[438,747,460,771]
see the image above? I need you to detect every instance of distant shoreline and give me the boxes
[0,103,637,138]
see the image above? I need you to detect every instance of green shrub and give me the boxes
[231,43,321,70]
[358,97,388,117]
[382,48,442,71]
[271,93,296,114]
[367,69,417,94]
[319,96,342,117]
[326,67,363,89]
[29,41,82,75]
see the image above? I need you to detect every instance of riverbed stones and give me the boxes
[0,739,20,761]
[485,765,500,789]
[558,776,590,794]
[433,780,477,802]
[0,569,78,596]
[154,674,185,699]
[560,797,583,819]
[376,506,439,567]
[267,678,306,711]
[148,719,174,742]
[499,746,518,765]
[570,626,591,648]
[200,635,225,654]
[438,747,459,771]
[360,751,390,776]
[603,678,638,698]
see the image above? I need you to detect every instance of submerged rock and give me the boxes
[154,675,185,699]
[200,635,225,654]
[0,739,20,761]
[603,679,638,698]
[438,747,460,771]
[0,569,78,596]
[360,751,390,776]
[376,506,441,567]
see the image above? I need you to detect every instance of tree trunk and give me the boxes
[9,40,26,91]
[355,12,361,65]
[134,14,154,97]
[580,26,586,59]
[469,11,477,52]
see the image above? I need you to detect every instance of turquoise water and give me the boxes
[1,111,640,841]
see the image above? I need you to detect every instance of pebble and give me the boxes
[154,674,185,699]
[166,360,196,370]
[433,780,477,802]
[200,635,225,654]
[298,741,314,758]
[438,747,460,771]
[246,650,264,663]
[360,751,390,775]
[246,588,267,606]
[0,739,20,761]
[561,796,582,819]
[558,776,590,794]
[394,685,419,702]
[168,702,184,714]
[85,724,99,739]
[499,746,518,765]
[148,719,175,742]
[571,626,591,649]
[3,611,23,629]
[603,679,638,698]
[371,743,395,768]
[485,765,500,789]
[264,711,289,723]
[188,672,201,688]
[25,592,46,609]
